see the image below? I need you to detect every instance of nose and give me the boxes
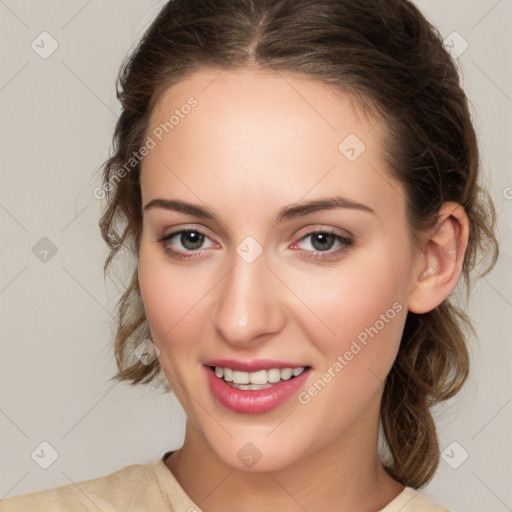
[212,248,286,349]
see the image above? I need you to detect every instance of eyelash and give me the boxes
[157,228,354,261]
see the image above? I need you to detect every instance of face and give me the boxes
[138,66,419,472]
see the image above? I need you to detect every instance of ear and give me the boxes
[408,201,469,314]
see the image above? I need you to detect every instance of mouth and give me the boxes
[203,361,312,414]
[208,365,309,390]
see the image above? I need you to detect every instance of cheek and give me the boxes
[137,245,208,359]
[287,236,411,369]
[138,256,176,340]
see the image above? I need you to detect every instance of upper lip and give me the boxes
[203,359,309,372]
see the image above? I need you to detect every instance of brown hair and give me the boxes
[99,0,499,489]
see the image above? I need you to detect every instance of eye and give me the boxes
[158,227,354,261]
[158,228,216,259]
[291,230,354,260]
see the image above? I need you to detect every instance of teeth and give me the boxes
[267,368,281,383]
[232,370,249,384]
[249,369,267,385]
[231,383,273,390]
[213,366,306,386]
[223,368,233,382]
[280,368,293,380]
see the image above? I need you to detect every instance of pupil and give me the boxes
[181,231,204,250]
[312,232,334,251]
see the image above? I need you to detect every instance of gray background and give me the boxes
[0,1,511,510]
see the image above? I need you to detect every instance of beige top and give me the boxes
[0,452,448,511]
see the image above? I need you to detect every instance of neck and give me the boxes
[165,416,404,511]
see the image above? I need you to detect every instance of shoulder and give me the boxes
[380,487,449,512]
[0,461,162,511]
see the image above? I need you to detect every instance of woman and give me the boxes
[1,0,499,510]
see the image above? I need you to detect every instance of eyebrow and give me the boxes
[143,196,375,222]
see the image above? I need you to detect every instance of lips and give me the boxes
[203,360,312,414]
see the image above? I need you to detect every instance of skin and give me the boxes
[137,66,468,511]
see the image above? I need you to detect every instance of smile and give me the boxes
[213,366,306,389]
[203,362,312,414]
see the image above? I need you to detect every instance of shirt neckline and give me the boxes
[151,450,202,510]
[153,451,437,512]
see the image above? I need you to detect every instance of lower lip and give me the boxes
[204,366,312,414]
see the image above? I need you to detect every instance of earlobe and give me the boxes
[408,201,469,314]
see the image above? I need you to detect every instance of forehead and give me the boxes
[147,66,381,142]
[141,66,403,220]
